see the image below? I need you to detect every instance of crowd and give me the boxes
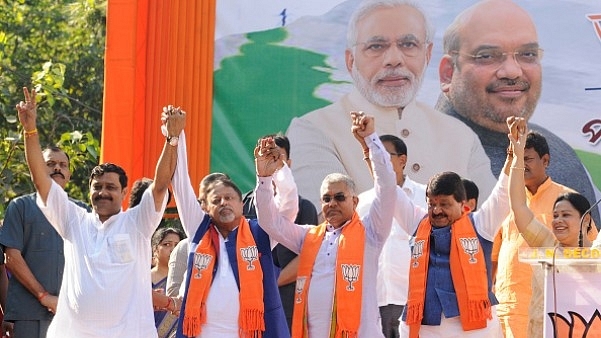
[1,0,600,338]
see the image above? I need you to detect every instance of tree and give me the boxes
[0,0,106,218]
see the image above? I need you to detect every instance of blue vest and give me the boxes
[403,214,498,325]
[176,215,289,338]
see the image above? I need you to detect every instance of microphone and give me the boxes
[579,198,601,247]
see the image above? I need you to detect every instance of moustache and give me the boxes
[374,69,415,83]
[94,196,112,202]
[487,79,530,92]
[219,207,233,214]
[50,172,65,179]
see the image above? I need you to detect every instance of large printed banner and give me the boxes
[102,0,601,212]
[210,0,601,206]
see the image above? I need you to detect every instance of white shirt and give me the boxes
[171,131,298,337]
[357,176,426,307]
[255,132,396,337]
[287,88,496,212]
[39,180,166,338]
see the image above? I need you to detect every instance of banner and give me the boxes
[211,0,601,212]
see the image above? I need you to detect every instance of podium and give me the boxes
[519,247,601,338]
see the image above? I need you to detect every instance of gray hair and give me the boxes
[346,0,435,49]
[320,173,357,195]
[442,7,469,54]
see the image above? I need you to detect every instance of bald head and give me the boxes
[444,0,538,53]
[439,0,542,133]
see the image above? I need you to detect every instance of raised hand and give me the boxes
[161,105,186,137]
[507,116,527,156]
[254,137,283,177]
[350,111,375,139]
[15,87,38,132]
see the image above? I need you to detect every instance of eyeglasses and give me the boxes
[355,37,426,58]
[321,193,348,203]
[451,47,544,67]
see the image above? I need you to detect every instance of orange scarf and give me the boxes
[292,212,365,338]
[406,212,491,337]
[183,218,265,337]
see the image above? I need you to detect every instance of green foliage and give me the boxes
[0,0,106,218]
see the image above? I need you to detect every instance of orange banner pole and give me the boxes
[102,0,215,209]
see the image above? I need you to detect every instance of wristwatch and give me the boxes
[166,135,179,146]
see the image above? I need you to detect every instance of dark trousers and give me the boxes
[379,304,405,338]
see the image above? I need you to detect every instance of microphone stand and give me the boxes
[579,198,601,247]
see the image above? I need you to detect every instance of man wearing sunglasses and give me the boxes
[254,112,396,337]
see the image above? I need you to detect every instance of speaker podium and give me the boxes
[519,247,601,338]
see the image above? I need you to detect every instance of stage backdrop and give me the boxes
[103,0,601,206]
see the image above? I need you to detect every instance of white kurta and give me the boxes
[287,88,496,211]
[39,181,166,337]
[357,176,426,309]
[255,132,397,337]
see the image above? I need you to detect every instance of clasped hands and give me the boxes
[506,116,527,155]
[161,104,186,137]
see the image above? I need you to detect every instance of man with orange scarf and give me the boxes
[171,129,290,338]
[395,117,524,337]
[254,112,396,337]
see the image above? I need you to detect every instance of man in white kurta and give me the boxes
[16,88,184,338]
[255,123,397,337]
[40,182,166,336]
[357,168,426,337]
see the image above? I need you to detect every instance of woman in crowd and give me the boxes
[151,227,185,338]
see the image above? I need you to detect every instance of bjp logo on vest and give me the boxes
[240,245,259,270]
[341,264,360,291]
[459,237,479,263]
[411,240,425,268]
[295,276,307,304]
[193,253,213,279]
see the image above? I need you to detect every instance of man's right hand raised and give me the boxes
[351,111,375,139]
[16,87,38,132]
[254,137,283,177]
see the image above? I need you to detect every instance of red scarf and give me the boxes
[406,212,491,337]
[183,218,265,337]
[292,212,365,338]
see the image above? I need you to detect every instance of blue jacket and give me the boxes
[403,214,498,325]
[176,215,289,337]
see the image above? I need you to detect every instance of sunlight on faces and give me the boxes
[446,1,541,132]
[43,149,71,188]
[204,182,243,228]
[426,194,464,228]
[90,172,127,222]
[552,200,585,247]
[348,5,430,108]
[320,181,357,228]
